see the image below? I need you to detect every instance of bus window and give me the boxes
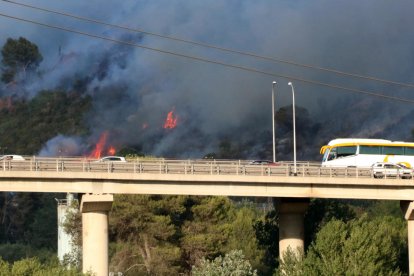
[327,147,337,161]
[336,146,357,158]
[383,146,404,155]
[359,146,382,155]
[405,147,414,156]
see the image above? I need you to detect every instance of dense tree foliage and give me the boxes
[253,199,356,274]
[254,209,279,274]
[192,250,257,276]
[303,199,356,248]
[1,37,43,83]
[0,193,58,249]
[109,194,185,275]
[226,203,265,272]
[277,215,407,276]
[103,195,267,275]
[0,90,91,154]
[0,257,83,275]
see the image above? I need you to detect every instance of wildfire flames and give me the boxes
[88,110,178,159]
[163,109,178,129]
[89,131,116,158]
[108,146,116,155]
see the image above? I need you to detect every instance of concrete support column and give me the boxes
[81,194,113,276]
[278,198,309,261]
[401,201,414,276]
[57,193,76,263]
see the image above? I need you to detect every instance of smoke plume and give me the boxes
[1,0,413,160]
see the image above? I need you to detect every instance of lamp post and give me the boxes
[272,81,277,163]
[287,82,297,175]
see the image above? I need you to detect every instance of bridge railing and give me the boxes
[0,158,411,179]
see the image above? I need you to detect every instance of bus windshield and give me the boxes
[327,146,357,161]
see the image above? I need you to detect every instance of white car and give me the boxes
[371,162,413,179]
[95,156,126,162]
[0,155,25,161]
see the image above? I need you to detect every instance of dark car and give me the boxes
[249,160,276,165]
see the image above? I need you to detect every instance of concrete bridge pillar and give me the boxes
[401,201,414,276]
[278,198,309,261]
[81,194,113,276]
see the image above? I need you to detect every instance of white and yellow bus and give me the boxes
[320,138,414,168]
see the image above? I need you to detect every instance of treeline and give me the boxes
[0,194,408,275]
[92,196,407,275]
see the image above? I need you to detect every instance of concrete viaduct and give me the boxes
[1,158,414,275]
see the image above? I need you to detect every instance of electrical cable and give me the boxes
[2,0,414,89]
[1,12,414,104]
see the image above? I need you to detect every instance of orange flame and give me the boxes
[108,146,116,155]
[163,109,178,129]
[89,131,108,159]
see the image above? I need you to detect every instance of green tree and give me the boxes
[108,195,246,275]
[278,215,407,275]
[192,250,257,276]
[11,258,42,276]
[304,199,355,248]
[226,204,266,274]
[0,193,38,243]
[275,248,305,276]
[254,199,358,274]
[253,210,279,275]
[109,194,185,275]
[10,257,84,276]
[25,194,59,250]
[366,200,403,218]
[0,193,59,248]
[0,257,9,275]
[181,196,234,268]
[1,37,43,83]
[0,90,91,154]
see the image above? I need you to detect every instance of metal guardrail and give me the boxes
[0,157,412,179]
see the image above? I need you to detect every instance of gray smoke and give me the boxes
[38,135,86,157]
[1,0,413,159]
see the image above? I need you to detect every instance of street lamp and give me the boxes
[272,81,277,163]
[287,82,297,175]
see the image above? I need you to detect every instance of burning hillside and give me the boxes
[0,1,413,160]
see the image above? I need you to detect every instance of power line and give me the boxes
[1,12,414,105]
[2,0,414,90]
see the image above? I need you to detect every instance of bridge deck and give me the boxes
[0,158,413,200]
